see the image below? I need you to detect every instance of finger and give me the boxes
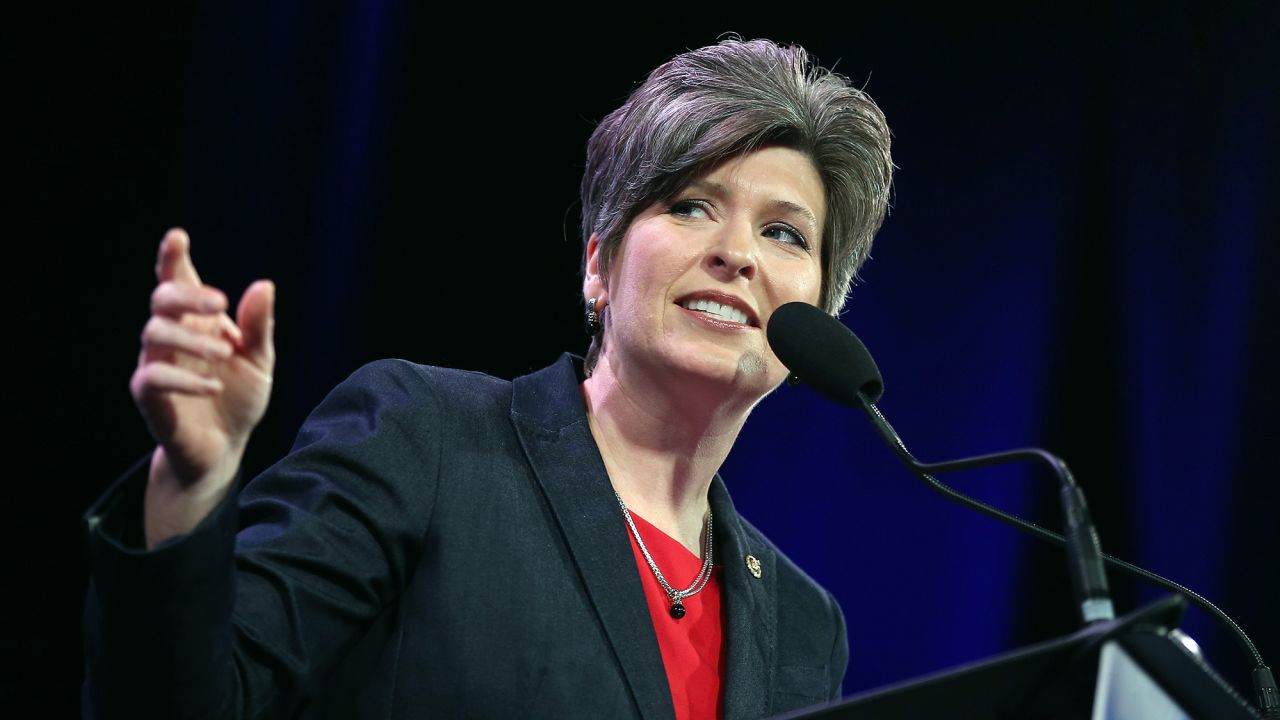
[151,281,228,319]
[155,228,204,286]
[131,362,224,401]
[141,316,235,362]
[216,311,244,347]
[139,343,171,371]
[237,279,276,367]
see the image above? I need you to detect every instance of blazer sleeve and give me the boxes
[828,588,850,701]
[83,360,444,720]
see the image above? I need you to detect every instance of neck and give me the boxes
[582,353,753,555]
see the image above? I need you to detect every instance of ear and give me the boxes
[582,232,609,307]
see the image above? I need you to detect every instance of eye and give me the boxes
[669,199,712,220]
[764,223,809,251]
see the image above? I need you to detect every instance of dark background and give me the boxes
[11,1,1277,714]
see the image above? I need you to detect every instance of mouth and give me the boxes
[674,291,760,328]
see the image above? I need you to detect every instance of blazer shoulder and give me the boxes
[734,514,848,700]
[341,359,513,411]
[289,360,515,456]
[735,514,842,620]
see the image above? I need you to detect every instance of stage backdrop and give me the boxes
[14,2,1276,715]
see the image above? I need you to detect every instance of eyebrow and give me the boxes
[684,179,821,235]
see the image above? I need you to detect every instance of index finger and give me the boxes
[155,228,203,287]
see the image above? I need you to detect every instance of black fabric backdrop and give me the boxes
[12,2,1277,715]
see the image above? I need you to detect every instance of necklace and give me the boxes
[614,491,713,619]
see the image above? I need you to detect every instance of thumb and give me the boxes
[237,280,276,368]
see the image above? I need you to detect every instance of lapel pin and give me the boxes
[745,554,762,579]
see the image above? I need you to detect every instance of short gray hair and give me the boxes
[581,37,894,324]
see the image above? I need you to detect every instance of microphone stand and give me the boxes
[766,301,1277,716]
[857,397,1113,624]
[854,392,1280,718]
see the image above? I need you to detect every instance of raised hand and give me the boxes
[130,228,276,547]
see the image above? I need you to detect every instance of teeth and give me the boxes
[681,299,749,325]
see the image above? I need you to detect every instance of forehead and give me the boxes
[690,146,826,234]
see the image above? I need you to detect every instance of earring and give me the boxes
[786,372,801,387]
[585,297,601,335]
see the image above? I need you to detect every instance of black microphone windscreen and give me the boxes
[767,302,884,406]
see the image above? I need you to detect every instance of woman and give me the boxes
[84,38,893,719]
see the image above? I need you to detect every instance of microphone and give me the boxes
[768,301,1113,622]
[768,299,1111,620]
[767,301,1279,717]
[767,302,884,406]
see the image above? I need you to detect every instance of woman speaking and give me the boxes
[84,38,894,719]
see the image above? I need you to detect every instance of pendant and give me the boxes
[669,599,686,619]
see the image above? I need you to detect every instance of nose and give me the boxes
[705,222,757,282]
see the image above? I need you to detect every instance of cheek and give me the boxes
[777,263,824,306]
[805,256,825,305]
[804,270,824,305]
[621,243,695,304]
[608,254,676,331]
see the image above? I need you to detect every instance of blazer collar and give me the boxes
[710,476,777,719]
[509,354,779,720]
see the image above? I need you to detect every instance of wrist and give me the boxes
[144,446,241,549]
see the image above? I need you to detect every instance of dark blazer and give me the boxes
[84,354,847,719]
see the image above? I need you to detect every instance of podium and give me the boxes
[780,596,1261,719]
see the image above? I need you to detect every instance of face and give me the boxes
[584,145,825,401]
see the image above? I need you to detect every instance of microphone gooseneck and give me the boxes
[854,398,1115,623]
[767,301,1277,717]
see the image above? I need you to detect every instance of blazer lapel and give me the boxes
[711,476,778,720]
[510,355,676,720]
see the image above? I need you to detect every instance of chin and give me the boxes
[733,350,773,379]
[660,342,780,397]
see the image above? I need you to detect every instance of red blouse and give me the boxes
[624,510,724,720]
